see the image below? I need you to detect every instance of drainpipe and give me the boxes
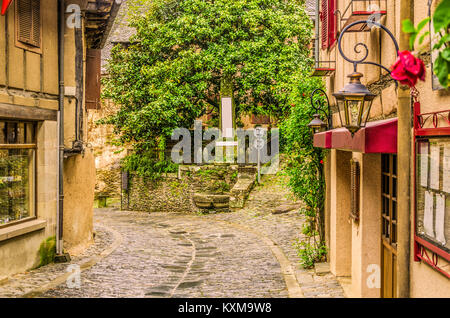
[397,0,413,298]
[56,0,65,257]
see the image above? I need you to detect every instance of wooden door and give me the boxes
[381,154,398,298]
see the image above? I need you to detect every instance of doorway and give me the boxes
[381,154,398,298]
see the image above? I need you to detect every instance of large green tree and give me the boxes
[103,0,313,174]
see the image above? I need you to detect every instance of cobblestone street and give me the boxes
[0,175,345,298]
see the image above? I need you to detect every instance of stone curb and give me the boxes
[215,219,304,298]
[21,224,124,298]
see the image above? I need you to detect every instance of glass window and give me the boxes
[416,138,450,254]
[0,121,36,225]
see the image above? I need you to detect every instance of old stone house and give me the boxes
[312,0,449,297]
[0,0,120,277]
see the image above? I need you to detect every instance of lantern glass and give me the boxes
[333,72,376,134]
[308,114,328,133]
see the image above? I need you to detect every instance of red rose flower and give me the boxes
[390,50,426,88]
[320,160,324,164]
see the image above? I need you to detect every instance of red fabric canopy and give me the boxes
[313,118,397,154]
[1,0,13,15]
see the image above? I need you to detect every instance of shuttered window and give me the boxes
[85,49,102,110]
[321,0,337,50]
[350,159,360,222]
[327,0,336,48]
[321,0,328,50]
[16,0,41,48]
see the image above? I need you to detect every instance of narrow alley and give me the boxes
[0,175,345,298]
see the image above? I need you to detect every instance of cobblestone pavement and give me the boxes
[0,226,115,297]
[41,210,288,298]
[0,174,345,298]
[207,174,346,298]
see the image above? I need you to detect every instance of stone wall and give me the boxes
[95,168,122,200]
[122,165,241,213]
[88,98,127,202]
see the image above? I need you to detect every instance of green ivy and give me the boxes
[279,75,328,268]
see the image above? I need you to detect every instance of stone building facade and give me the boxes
[0,0,119,278]
[313,0,449,297]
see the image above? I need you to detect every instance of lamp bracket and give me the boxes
[310,88,332,130]
[337,20,399,75]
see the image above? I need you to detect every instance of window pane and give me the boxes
[17,122,25,144]
[0,148,35,224]
[6,122,18,144]
[25,122,35,144]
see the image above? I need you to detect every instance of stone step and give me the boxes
[193,193,230,209]
[230,178,255,208]
[314,262,331,276]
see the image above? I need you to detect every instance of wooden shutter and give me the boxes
[321,0,337,50]
[321,0,328,50]
[85,49,102,110]
[16,0,40,47]
[350,159,360,222]
[327,0,337,48]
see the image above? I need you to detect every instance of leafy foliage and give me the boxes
[279,76,328,268]
[280,76,325,214]
[294,238,327,269]
[102,0,313,176]
[402,0,450,87]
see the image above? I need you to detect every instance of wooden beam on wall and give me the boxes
[0,103,57,121]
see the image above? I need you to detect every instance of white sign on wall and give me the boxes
[221,97,233,138]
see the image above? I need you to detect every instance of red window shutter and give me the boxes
[327,0,337,48]
[85,49,101,110]
[321,0,328,50]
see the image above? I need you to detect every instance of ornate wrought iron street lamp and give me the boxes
[308,88,332,133]
[333,20,399,135]
[333,72,376,135]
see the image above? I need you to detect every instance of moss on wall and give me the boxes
[36,236,56,268]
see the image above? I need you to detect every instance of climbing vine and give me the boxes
[280,76,328,268]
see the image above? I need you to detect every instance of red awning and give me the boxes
[313,118,397,154]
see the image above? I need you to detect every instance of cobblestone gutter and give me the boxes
[0,224,122,298]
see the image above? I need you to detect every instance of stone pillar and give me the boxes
[329,149,352,277]
[351,153,382,298]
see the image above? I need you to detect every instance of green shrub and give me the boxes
[294,239,328,269]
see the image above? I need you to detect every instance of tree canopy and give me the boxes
[103,0,313,160]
